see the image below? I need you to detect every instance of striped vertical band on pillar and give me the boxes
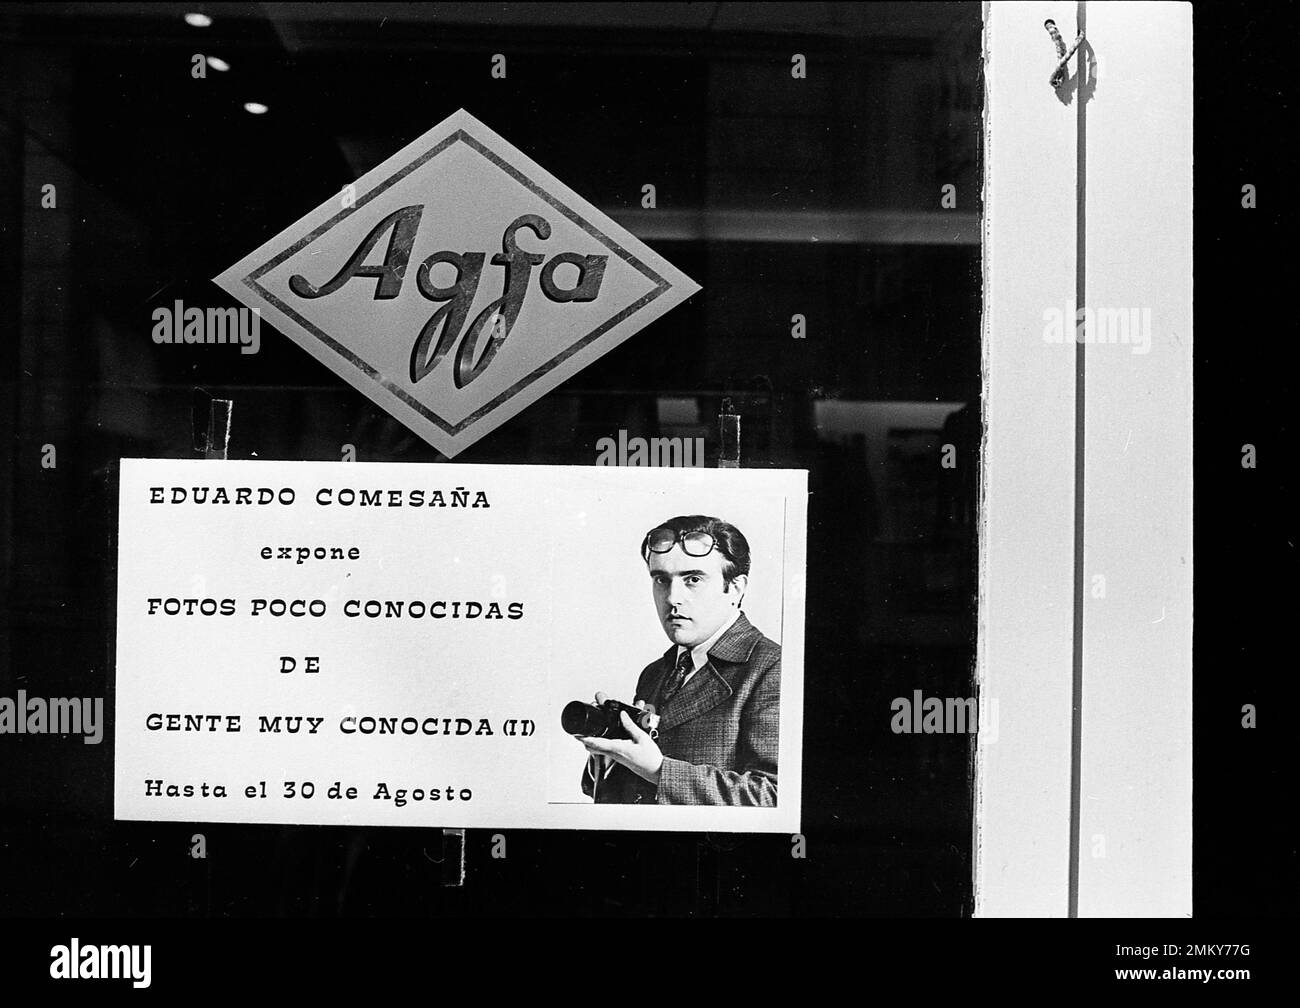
[1068,0,1088,919]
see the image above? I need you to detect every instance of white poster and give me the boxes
[114,459,806,833]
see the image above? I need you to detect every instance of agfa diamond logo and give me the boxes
[214,109,700,457]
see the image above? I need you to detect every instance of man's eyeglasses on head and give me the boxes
[642,526,718,560]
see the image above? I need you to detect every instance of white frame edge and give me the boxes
[975,1,1193,917]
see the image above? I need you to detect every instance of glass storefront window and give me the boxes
[1,2,982,916]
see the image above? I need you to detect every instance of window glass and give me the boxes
[0,2,982,916]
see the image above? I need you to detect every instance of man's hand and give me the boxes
[578,694,663,785]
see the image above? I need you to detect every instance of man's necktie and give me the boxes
[661,648,694,705]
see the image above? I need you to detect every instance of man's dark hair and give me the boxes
[642,515,751,587]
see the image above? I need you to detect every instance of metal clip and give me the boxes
[718,397,740,469]
[192,387,234,460]
[1044,19,1085,89]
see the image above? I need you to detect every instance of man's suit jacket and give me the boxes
[582,612,780,806]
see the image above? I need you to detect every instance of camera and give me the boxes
[561,699,659,740]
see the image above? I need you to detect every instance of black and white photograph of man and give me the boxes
[572,515,781,806]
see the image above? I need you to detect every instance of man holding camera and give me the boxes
[575,515,781,806]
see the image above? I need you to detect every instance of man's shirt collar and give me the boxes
[676,607,743,675]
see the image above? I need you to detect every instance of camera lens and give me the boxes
[561,701,601,736]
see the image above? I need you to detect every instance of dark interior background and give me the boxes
[1192,0,1296,920]
[0,2,982,917]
